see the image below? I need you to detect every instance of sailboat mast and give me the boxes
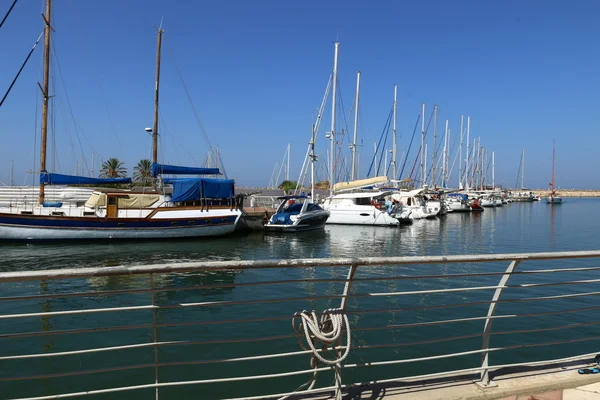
[465,116,470,189]
[521,149,525,189]
[492,151,495,189]
[459,115,463,188]
[329,41,339,197]
[420,103,425,187]
[551,141,555,192]
[392,84,397,181]
[311,123,315,203]
[351,71,360,181]
[152,26,164,165]
[39,0,52,205]
[432,104,438,187]
[442,120,448,188]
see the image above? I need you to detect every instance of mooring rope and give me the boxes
[280,308,350,400]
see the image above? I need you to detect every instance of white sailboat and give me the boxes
[320,48,398,227]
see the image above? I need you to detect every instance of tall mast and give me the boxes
[310,123,315,202]
[351,71,360,181]
[392,84,398,181]
[420,103,425,187]
[39,0,52,205]
[442,120,448,188]
[551,141,555,193]
[329,41,339,197]
[286,143,290,181]
[152,25,164,165]
[465,116,470,189]
[521,149,525,189]
[458,115,464,188]
[432,104,438,187]
[492,151,495,189]
[424,144,428,186]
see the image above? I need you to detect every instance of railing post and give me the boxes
[479,259,520,387]
[334,264,358,400]
[150,273,159,400]
[339,263,358,312]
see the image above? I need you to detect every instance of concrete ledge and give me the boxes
[304,359,600,399]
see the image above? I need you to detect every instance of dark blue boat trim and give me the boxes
[0,215,237,229]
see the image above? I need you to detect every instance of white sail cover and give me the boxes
[333,176,389,192]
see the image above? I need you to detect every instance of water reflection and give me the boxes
[0,199,593,271]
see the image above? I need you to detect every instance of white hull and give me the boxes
[323,191,399,226]
[325,208,399,226]
[447,202,471,212]
[481,199,498,207]
[546,197,563,204]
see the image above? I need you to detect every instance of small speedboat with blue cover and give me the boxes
[265,195,330,232]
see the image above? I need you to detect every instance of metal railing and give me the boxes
[1,251,600,399]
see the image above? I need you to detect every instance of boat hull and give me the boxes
[546,197,563,204]
[325,209,399,226]
[265,212,329,233]
[0,210,241,241]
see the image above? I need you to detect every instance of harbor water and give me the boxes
[1,199,599,399]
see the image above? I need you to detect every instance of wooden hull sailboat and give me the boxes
[0,2,241,241]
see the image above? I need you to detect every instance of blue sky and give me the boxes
[0,0,598,189]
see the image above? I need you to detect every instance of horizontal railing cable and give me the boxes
[8,350,598,400]
[3,264,600,304]
[2,251,600,283]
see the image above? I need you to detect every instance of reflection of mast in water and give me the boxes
[549,202,556,245]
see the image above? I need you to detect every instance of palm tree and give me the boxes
[99,158,127,178]
[133,159,153,183]
[278,180,299,193]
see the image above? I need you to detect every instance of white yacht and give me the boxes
[391,188,438,221]
[322,191,399,226]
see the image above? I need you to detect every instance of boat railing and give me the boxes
[244,194,280,209]
[2,250,600,399]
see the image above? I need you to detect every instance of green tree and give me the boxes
[278,180,299,193]
[133,159,153,183]
[99,158,127,178]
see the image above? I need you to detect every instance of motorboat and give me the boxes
[265,195,330,232]
[322,191,399,226]
[445,193,471,212]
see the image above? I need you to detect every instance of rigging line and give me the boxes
[0,0,18,30]
[334,76,349,183]
[158,108,183,165]
[52,41,91,175]
[446,129,461,185]
[67,0,123,157]
[376,108,393,176]
[408,109,434,183]
[515,153,522,189]
[0,31,43,108]
[366,107,393,177]
[166,43,214,153]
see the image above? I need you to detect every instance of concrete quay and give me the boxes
[309,359,600,400]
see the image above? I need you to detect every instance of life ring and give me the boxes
[374,202,384,210]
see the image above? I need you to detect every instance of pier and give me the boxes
[2,250,600,399]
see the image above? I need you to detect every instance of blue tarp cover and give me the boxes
[169,178,235,202]
[151,163,221,177]
[40,173,131,185]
